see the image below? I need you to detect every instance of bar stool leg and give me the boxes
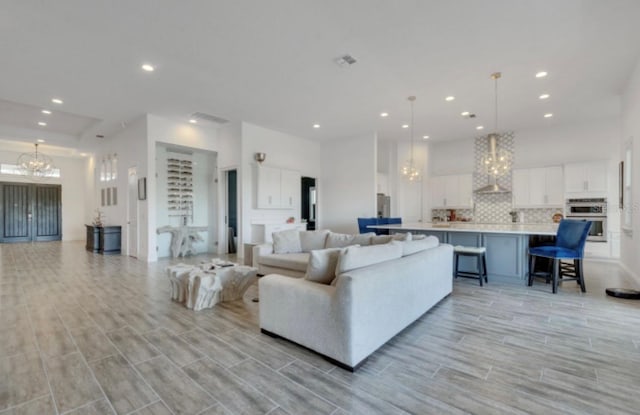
[454,253,459,279]
[528,255,536,286]
[552,258,559,294]
[477,254,483,287]
[576,259,586,292]
[482,253,488,283]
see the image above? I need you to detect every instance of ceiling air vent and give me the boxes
[190,112,229,124]
[334,54,357,67]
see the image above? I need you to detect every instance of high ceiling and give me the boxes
[1,0,639,152]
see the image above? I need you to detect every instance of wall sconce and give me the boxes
[254,152,266,164]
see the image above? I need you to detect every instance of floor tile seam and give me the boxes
[24,300,61,415]
[136,353,221,410]
[53,304,119,415]
[176,328,251,364]
[230,356,339,412]
[66,309,168,411]
[0,392,50,414]
[58,397,105,415]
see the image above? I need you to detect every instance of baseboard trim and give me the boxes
[260,328,363,372]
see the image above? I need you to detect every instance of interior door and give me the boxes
[1,183,32,242]
[127,167,138,257]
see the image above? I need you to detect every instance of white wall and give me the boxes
[620,57,640,282]
[95,116,148,257]
[239,122,321,247]
[0,144,87,241]
[321,133,377,233]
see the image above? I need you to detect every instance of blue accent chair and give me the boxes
[357,218,379,234]
[528,219,592,294]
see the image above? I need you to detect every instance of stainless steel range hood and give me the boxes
[474,133,511,194]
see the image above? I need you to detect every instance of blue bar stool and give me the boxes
[453,246,488,286]
[528,219,592,294]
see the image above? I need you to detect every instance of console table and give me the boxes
[86,225,121,255]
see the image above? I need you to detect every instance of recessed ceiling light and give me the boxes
[476,125,484,130]
[423,135,430,140]
[380,112,389,117]
[80,153,87,157]
[313,124,320,129]
[41,109,51,115]
[37,121,47,126]
[535,71,548,78]
[445,96,455,102]
[544,113,553,118]
[539,93,550,100]
[141,64,155,72]
[402,124,409,129]
[461,111,470,117]
[51,98,63,104]
[37,139,45,143]
[189,119,197,124]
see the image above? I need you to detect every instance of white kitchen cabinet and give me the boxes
[256,166,300,209]
[513,166,564,208]
[564,161,607,195]
[430,174,473,208]
[280,169,300,208]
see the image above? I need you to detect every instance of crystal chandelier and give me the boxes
[17,143,56,179]
[481,72,511,178]
[401,96,421,181]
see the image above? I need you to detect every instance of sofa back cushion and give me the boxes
[336,241,403,275]
[299,230,330,252]
[371,232,412,245]
[401,235,439,256]
[272,229,302,254]
[305,247,344,284]
[325,232,374,248]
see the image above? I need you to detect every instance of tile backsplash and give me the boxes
[431,131,563,224]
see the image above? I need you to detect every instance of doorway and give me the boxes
[225,169,238,253]
[301,177,316,230]
[0,182,62,242]
[127,167,138,257]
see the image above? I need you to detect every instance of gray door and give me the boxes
[0,183,62,243]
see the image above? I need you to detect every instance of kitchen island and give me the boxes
[369,222,558,283]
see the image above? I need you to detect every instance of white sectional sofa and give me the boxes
[259,237,453,371]
[252,229,408,277]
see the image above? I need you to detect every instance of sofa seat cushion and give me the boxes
[273,230,302,254]
[300,230,330,252]
[336,241,403,275]
[260,252,310,272]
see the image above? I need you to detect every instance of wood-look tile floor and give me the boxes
[1,241,640,415]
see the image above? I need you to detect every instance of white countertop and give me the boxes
[368,222,558,236]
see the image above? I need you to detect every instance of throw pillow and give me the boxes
[336,241,403,275]
[352,232,375,246]
[412,234,427,240]
[299,230,330,252]
[325,232,356,248]
[392,232,412,241]
[401,235,439,256]
[305,247,344,284]
[272,229,302,254]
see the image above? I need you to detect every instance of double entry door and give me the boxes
[0,182,62,243]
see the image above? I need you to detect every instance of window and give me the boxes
[0,163,61,178]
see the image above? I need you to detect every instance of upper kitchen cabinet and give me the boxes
[430,174,473,209]
[564,161,607,196]
[512,166,564,208]
[256,165,300,209]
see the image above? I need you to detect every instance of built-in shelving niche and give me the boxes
[167,155,193,221]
